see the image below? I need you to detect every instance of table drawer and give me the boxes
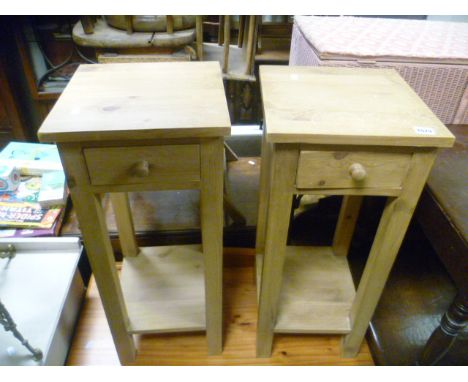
[296,149,411,190]
[84,145,200,186]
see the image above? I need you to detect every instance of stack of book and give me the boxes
[0,142,68,238]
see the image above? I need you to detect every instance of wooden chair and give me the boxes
[196,16,259,81]
[75,16,197,62]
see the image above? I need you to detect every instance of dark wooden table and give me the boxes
[417,124,468,365]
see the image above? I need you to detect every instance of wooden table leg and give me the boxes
[419,293,468,365]
[238,15,246,47]
[256,145,298,357]
[333,195,363,257]
[255,128,272,255]
[72,190,136,364]
[342,150,437,357]
[195,16,203,60]
[60,144,136,365]
[110,193,139,257]
[200,138,224,355]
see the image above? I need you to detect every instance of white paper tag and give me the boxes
[414,126,436,135]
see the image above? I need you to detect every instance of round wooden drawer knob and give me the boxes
[133,160,150,177]
[349,163,367,181]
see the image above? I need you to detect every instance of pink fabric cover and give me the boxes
[290,16,468,124]
[295,16,468,64]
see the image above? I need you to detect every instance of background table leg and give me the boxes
[110,193,139,257]
[333,195,363,257]
[419,293,468,365]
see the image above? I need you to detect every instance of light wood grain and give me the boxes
[72,18,195,49]
[256,65,453,360]
[257,247,355,334]
[58,143,136,365]
[218,16,224,45]
[260,66,455,147]
[47,63,230,363]
[86,180,202,194]
[166,16,174,34]
[237,15,245,48]
[83,144,200,186]
[296,149,411,190]
[38,62,230,143]
[120,245,206,334]
[195,16,203,60]
[245,16,258,75]
[97,53,192,63]
[66,256,374,366]
[342,149,438,357]
[73,18,153,48]
[298,187,402,197]
[200,138,225,355]
[202,43,256,82]
[110,193,139,257]
[256,144,298,357]
[272,246,355,334]
[222,16,230,73]
[333,195,363,257]
[255,126,273,255]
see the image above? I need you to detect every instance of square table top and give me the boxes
[260,66,454,147]
[38,62,231,143]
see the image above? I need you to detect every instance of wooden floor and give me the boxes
[66,249,374,366]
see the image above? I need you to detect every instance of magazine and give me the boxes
[0,207,65,238]
[0,201,61,229]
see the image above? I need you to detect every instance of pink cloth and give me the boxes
[295,16,468,64]
[290,16,468,124]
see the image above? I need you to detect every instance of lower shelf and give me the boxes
[120,244,206,334]
[256,246,355,334]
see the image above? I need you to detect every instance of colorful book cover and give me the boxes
[0,201,61,229]
[0,142,63,176]
[0,207,65,238]
[38,171,67,207]
[0,176,42,204]
[0,163,20,192]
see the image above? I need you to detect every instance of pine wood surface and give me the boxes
[120,245,206,334]
[109,193,139,257]
[66,249,374,366]
[296,149,411,190]
[38,61,231,143]
[272,246,355,334]
[260,66,454,147]
[84,144,201,186]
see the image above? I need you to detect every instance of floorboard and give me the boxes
[66,249,374,366]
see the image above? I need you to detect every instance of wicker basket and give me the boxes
[290,16,468,125]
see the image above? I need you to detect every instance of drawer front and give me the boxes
[296,150,411,190]
[84,145,200,186]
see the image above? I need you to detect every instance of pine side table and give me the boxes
[256,66,455,358]
[37,62,231,364]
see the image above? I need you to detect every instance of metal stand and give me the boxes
[0,245,43,361]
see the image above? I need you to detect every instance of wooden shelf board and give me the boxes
[257,246,355,334]
[120,244,206,334]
